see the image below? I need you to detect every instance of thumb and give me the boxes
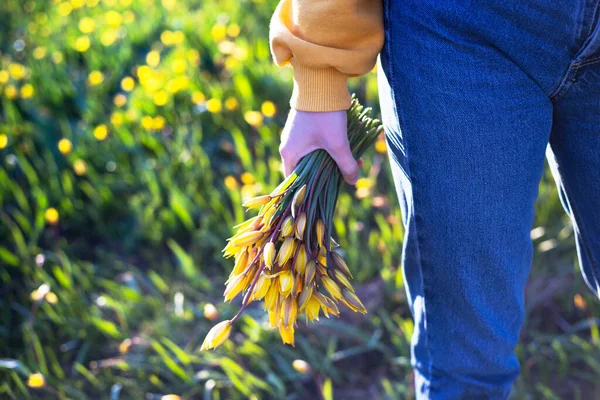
[328,143,359,185]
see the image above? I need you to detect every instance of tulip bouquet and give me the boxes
[201,98,382,350]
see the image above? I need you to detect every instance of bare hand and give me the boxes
[279,109,359,185]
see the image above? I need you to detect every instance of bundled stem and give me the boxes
[201,97,382,350]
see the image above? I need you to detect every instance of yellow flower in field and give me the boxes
[152,116,165,130]
[0,71,8,83]
[146,51,160,67]
[225,97,238,111]
[172,31,184,45]
[240,172,255,185]
[121,76,135,92]
[355,177,372,189]
[211,24,227,42]
[224,57,238,71]
[21,84,34,99]
[9,63,26,80]
[261,101,276,117]
[136,65,152,81]
[203,303,219,321]
[244,111,263,127]
[94,125,108,140]
[27,373,45,388]
[119,338,132,353]
[161,0,176,9]
[45,292,58,304]
[218,40,235,55]
[75,36,91,52]
[73,159,87,175]
[88,71,104,86]
[224,175,238,190]
[192,91,206,104]
[292,359,311,374]
[0,134,8,149]
[58,2,73,16]
[227,23,241,38]
[58,138,72,154]
[113,94,127,107]
[171,59,186,74]
[126,109,139,121]
[33,47,47,59]
[375,139,387,153]
[161,395,181,400]
[187,49,200,64]
[200,320,232,351]
[4,85,17,99]
[31,284,50,301]
[110,112,124,126]
[153,91,168,106]
[71,0,86,8]
[123,10,135,24]
[101,30,117,46]
[51,51,64,64]
[87,0,99,6]
[141,116,154,130]
[79,17,96,33]
[160,30,174,46]
[45,208,59,225]
[105,10,122,27]
[206,98,222,113]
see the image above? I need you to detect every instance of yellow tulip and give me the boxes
[281,216,294,237]
[242,194,271,209]
[321,276,342,300]
[277,237,296,266]
[278,270,293,297]
[342,288,367,314]
[200,320,232,351]
[263,242,276,269]
[295,212,306,240]
[229,230,263,247]
[279,324,295,346]
[294,244,307,275]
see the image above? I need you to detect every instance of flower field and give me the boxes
[0,0,599,398]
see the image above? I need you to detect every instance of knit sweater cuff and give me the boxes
[289,59,351,112]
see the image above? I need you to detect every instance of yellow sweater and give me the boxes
[270,0,384,112]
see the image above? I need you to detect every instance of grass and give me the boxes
[0,0,599,398]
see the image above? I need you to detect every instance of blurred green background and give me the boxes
[0,0,599,399]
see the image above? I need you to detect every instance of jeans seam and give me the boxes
[383,0,434,394]
[554,167,600,289]
[575,55,600,67]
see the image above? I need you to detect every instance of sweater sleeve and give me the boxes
[269,0,384,112]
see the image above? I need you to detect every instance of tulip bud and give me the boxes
[200,320,233,351]
[316,220,325,248]
[342,288,367,314]
[242,194,271,209]
[334,270,354,292]
[281,216,294,237]
[264,242,276,269]
[295,212,306,240]
[279,324,295,346]
[279,270,294,297]
[230,230,264,247]
[291,184,307,217]
[304,260,316,287]
[277,236,296,266]
[331,251,352,277]
[294,244,308,274]
[321,275,343,300]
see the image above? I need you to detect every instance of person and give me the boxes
[268,0,600,398]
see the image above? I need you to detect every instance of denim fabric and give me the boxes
[377,0,600,398]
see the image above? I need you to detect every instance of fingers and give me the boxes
[327,142,359,185]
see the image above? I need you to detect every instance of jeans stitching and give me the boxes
[383,0,434,394]
[575,55,600,67]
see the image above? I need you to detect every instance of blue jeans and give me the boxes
[378,0,600,398]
